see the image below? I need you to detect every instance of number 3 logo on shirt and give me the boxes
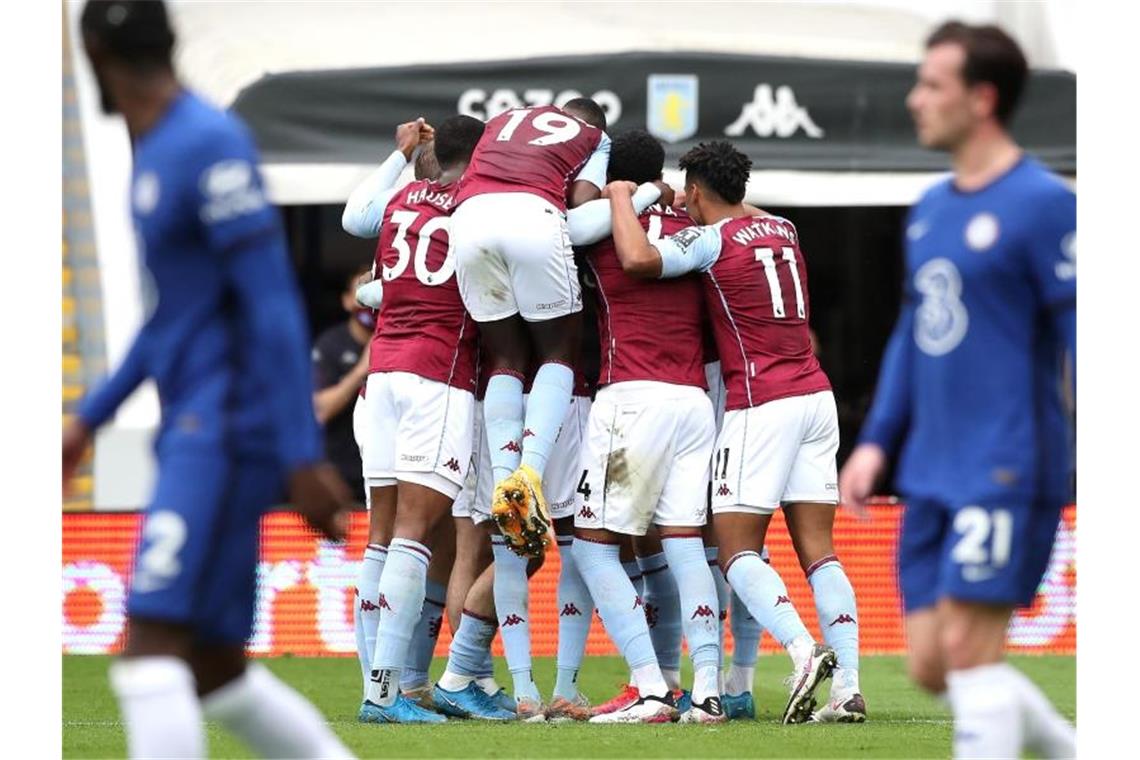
[384,211,455,286]
[914,257,969,356]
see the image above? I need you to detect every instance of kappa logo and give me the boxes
[774,595,791,607]
[690,604,716,620]
[523,428,536,438]
[724,84,824,139]
[500,440,522,453]
[633,595,644,610]
[716,483,733,497]
[644,602,659,629]
[360,598,379,612]
[578,505,597,520]
[379,594,392,611]
[445,457,462,473]
[560,603,584,617]
[501,614,526,627]
[829,614,857,626]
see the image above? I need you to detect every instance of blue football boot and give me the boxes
[722,691,756,720]
[358,693,447,724]
[432,682,516,721]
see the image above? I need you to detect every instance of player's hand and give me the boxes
[395,118,428,160]
[602,180,637,199]
[62,418,93,496]
[289,463,353,541]
[418,121,435,144]
[838,443,887,521]
[652,179,675,208]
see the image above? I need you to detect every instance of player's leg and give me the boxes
[355,372,399,694]
[784,502,863,722]
[433,544,516,721]
[938,501,1075,759]
[632,528,683,695]
[490,196,584,552]
[781,390,863,722]
[491,531,547,719]
[109,448,233,759]
[192,458,352,758]
[401,518,454,705]
[544,395,595,720]
[590,536,646,717]
[575,387,680,723]
[712,403,834,724]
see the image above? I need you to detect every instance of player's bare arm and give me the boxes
[604,180,663,278]
[837,443,887,520]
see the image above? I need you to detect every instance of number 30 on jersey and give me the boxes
[384,211,455,286]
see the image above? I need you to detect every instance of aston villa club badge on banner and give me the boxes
[646,74,699,143]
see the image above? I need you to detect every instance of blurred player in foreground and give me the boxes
[62,2,353,757]
[605,140,861,725]
[450,99,611,558]
[839,21,1076,758]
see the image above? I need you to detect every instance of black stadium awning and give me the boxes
[232,50,1075,174]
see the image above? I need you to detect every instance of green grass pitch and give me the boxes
[64,654,1074,758]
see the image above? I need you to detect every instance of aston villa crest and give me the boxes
[646,74,699,143]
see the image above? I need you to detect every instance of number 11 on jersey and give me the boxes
[754,246,806,320]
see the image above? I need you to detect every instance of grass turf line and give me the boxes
[64,654,1074,758]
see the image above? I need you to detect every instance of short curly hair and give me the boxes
[677,140,752,205]
[607,129,665,185]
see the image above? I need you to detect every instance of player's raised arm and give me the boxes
[341,118,430,238]
[566,181,663,246]
[607,181,722,279]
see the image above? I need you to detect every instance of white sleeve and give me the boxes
[655,224,723,278]
[572,132,611,190]
[566,182,662,246]
[355,279,384,309]
[341,150,409,238]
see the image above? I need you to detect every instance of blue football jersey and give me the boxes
[78,90,321,470]
[860,156,1076,506]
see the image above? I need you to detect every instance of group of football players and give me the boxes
[342,95,863,726]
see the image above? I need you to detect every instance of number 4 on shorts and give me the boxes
[576,470,591,501]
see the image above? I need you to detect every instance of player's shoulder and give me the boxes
[1008,156,1073,205]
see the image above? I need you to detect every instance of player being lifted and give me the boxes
[605,140,862,724]
[839,21,1075,758]
[63,2,353,757]
[450,98,611,558]
[341,114,487,723]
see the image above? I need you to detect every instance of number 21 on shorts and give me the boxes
[951,506,1013,568]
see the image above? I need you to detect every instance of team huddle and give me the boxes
[342,100,862,725]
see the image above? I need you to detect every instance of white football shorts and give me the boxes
[451,192,582,323]
[363,371,474,500]
[575,381,715,536]
[352,393,371,510]
[711,390,840,514]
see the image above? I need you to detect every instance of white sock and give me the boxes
[832,666,861,697]
[947,663,1023,759]
[476,676,503,696]
[693,664,720,705]
[725,663,756,696]
[1009,667,1076,758]
[787,635,815,671]
[109,657,203,760]
[438,669,476,692]
[354,544,387,697]
[631,662,669,698]
[202,664,353,759]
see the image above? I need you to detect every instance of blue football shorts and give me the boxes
[126,447,284,645]
[897,497,1064,614]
